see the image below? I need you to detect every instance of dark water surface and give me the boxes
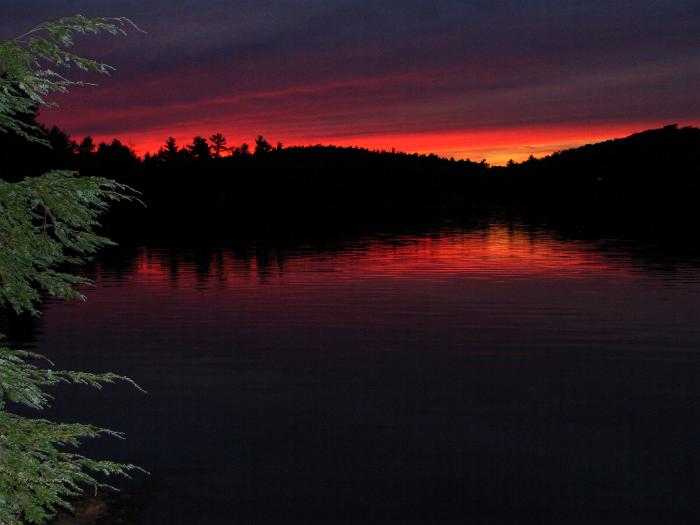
[28,220,700,524]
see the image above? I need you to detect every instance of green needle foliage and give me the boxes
[0,16,145,525]
[0,15,139,144]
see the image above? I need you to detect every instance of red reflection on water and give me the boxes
[123,226,631,291]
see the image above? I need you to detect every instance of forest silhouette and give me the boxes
[1,109,699,243]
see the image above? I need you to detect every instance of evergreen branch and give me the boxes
[0,16,146,523]
[0,15,142,145]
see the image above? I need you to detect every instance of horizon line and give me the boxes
[43,120,696,166]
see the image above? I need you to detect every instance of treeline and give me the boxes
[495,124,700,197]
[0,117,494,239]
[2,115,699,241]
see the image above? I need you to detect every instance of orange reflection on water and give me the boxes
[127,225,631,290]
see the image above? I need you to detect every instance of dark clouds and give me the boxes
[2,0,699,161]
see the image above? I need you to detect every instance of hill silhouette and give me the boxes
[1,115,699,242]
[498,124,700,197]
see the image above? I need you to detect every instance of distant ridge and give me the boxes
[1,119,699,229]
[501,124,700,194]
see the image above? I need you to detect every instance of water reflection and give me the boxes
[98,224,696,288]
[27,221,700,524]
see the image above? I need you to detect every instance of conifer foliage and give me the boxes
[0,16,144,525]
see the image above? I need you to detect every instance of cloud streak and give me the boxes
[2,0,699,163]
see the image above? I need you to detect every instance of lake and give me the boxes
[22,218,700,524]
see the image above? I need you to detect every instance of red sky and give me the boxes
[61,120,693,166]
[5,1,700,164]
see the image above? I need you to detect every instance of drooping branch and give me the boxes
[0,15,143,145]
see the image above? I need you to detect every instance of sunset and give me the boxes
[3,1,699,162]
[2,3,700,525]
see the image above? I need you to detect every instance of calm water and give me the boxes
[26,221,700,523]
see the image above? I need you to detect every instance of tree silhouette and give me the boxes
[188,136,212,161]
[254,135,273,156]
[162,136,180,163]
[78,136,96,155]
[231,142,251,158]
[47,125,76,161]
[95,139,139,173]
[210,133,228,158]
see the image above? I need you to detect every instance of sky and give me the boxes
[2,0,700,163]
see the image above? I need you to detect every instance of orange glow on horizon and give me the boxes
[85,120,692,165]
